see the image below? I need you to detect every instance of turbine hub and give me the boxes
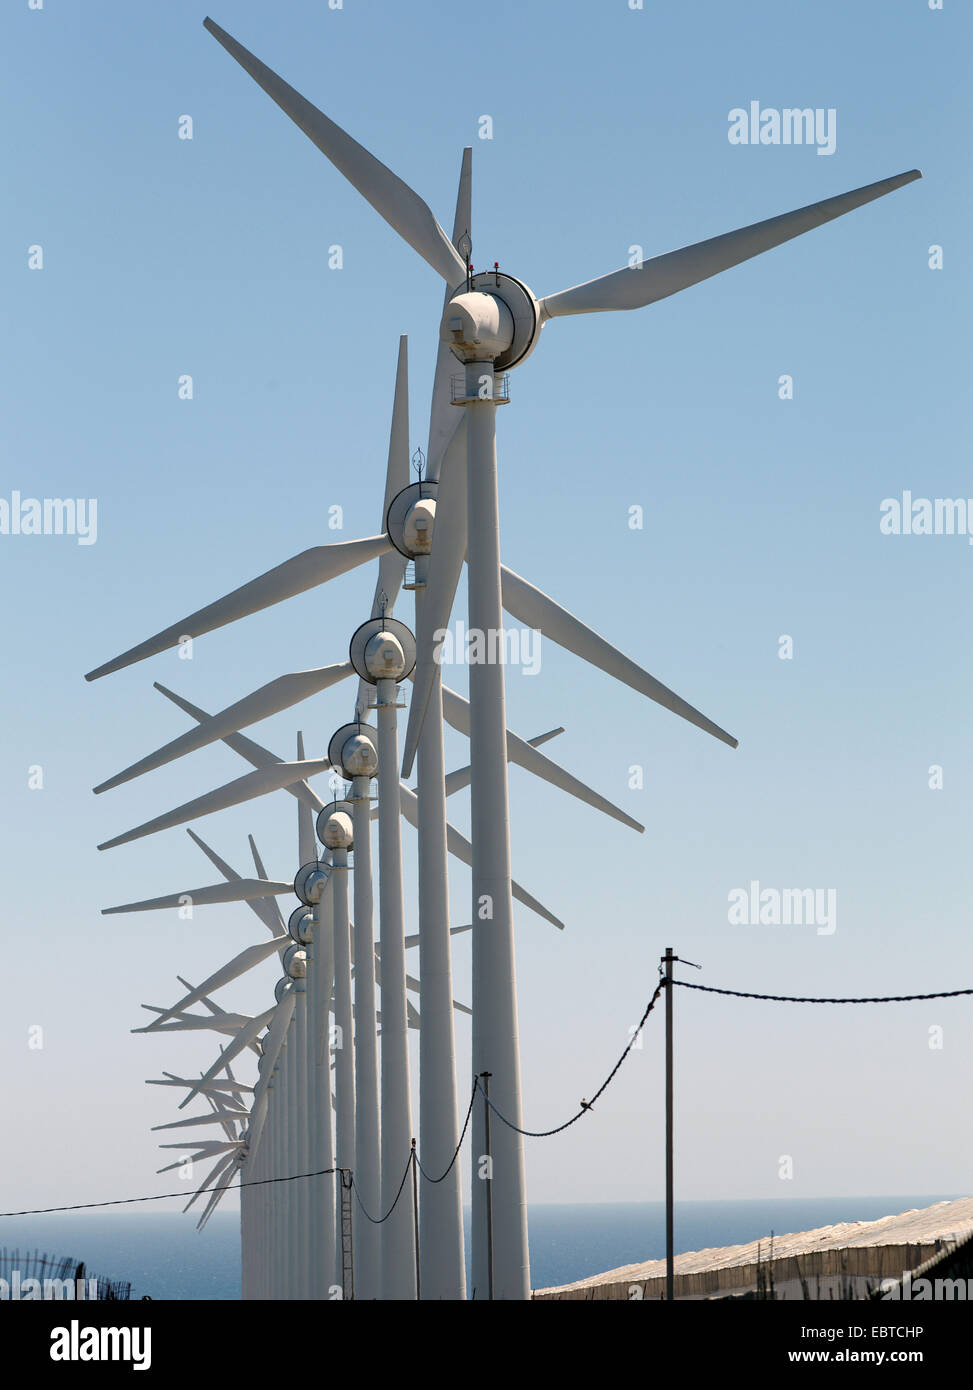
[443,271,541,371]
[386,480,438,559]
[443,291,514,362]
[320,809,354,850]
[342,732,379,777]
[363,629,406,679]
[349,616,416,686]
[403,496,435,553]
[288,905,314,944]
[294,861,330,905]
[283,944,307,979]
[328,721,379,780]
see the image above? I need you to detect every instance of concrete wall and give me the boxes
[532,1243,939,1301]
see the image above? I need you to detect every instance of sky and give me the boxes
[2,0,971,1235]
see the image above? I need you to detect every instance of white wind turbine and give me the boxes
[88,316,644,1297]
[192,15,920,1297]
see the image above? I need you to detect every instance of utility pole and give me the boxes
[480,1071,495,1302]
[662,947,675,1303]
[661,947,699,1304]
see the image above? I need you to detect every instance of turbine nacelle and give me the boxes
[319,809,354,851]
[386,481,438,558]
[282,944,307,980]
[293,862,330,905]
[341,732,378,778]
[443,291,513,362]
[350,616,417,686]
[443,272,542,371]
[403,497,435,554]
[328,721,380,781]
[364,629,407,681]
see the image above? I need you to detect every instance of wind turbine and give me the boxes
[192,14,920,1297]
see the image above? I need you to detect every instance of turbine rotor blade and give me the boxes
[98,759,331,851]
[203,18,466,284]
[149,936,289,1025]
[156,686,327,815]
[500,566,737,748]
[152,1112,243,1132]
[371,334,411,615]
[85,536,388,680]
[440,683,643,834]
[401,417,468,774]
[441,726,564,798]
[102,878,292,915]
[178,1008,276,1108]
[396,782,564,930]
[539,169,922,318]
[95,664,353,793]
[426,146,473,484]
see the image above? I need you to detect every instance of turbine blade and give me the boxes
[402,923,472,950]
[95,665,352,793]
[440,683,644,834]
[441,726,564,798]
[247,1090,271,1159]
[158,1139,241,1153]
[152,1112,243,1132]
[246,834,287,936]
[197,1164,240,1229]
[85,536,388,680]
[427,147,473,483]
[539,169,921,318]
[102,878,292,915]
[98,759,331,851]
[184,1151,240,1214]
[372,334,411,615]
[149,937,289,1025]
[178,1008,276,1108]
[396,782,563,929]
[401,417,468,774]
[500,566,737,748]
[147,1077,253,1095]
[203,19,466,284]
[260,985,297,1081]
[156,686,326,815]
[135,1013,255,1035]
[185,829,242,882]
[296,734,317,866]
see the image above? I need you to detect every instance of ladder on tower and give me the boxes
[339,1170,354,1300]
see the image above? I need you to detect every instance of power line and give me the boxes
[478,980,665,1138]
[10,972,968,1222]
[351,1153,414,1226]
[672,981,973,1004]
[0,1165,339,1219]
[413,1078,478,1185]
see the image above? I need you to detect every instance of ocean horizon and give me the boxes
[0,1193,963,1299]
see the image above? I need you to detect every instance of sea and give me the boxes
[0,1195,962,1299]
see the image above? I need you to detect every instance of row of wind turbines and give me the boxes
[86,16,920,1299]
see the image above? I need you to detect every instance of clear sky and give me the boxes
[2,0,970,1225]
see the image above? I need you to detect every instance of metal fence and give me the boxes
[0,1248,131,1300]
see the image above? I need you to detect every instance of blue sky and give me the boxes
[2,0,971,1228]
